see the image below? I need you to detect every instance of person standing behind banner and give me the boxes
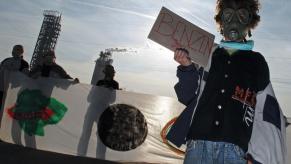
[0,45,29,109]
[30,50,79,82]
[96,65,119,90]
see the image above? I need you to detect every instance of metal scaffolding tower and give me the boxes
[30,10,61,69]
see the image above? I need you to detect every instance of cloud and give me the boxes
[69,0,156,20]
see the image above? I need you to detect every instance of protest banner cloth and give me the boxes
[0,72,186,163]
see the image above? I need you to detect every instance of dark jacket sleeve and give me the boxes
[55,65,73,79]
[96,80,103,86]
[255,53,270,91]
[114,81,119,90]
[20,59,29,71]
[0,58,10,70]
[174,63,199,106]
[20,59,29,74]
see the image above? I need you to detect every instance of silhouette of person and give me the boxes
[0,45,29,73]
[77,85,116,158]
[0,45,29,126]
[30,50,79,83]
[96,65,119,90]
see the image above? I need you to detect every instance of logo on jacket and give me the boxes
[232,86,256,127]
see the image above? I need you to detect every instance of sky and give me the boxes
[0,0,290,117]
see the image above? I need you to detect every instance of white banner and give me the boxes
[0,72,185,163]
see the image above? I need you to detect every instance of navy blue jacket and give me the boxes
[166,50,287,164]
[166,63,202,147]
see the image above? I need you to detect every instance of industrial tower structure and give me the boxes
[30,10,62,69]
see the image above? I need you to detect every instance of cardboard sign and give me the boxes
[148,7,215,67]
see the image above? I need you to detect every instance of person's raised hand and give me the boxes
[73,78,80,84]
[174,48,192,66]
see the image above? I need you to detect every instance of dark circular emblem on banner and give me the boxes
[98,104,148,151]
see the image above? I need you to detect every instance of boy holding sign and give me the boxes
[167,0,287,164]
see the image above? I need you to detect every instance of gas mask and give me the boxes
[221,6,252,42]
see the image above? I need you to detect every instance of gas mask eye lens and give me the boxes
[237,8,251,24]
[222,8,235,24]
[222,8,251,25]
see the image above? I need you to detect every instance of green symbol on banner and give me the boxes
[7,89,68,136]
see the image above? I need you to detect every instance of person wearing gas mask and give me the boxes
[30,50,79,83]
[167,0,287,164]
[0,45,29,109]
